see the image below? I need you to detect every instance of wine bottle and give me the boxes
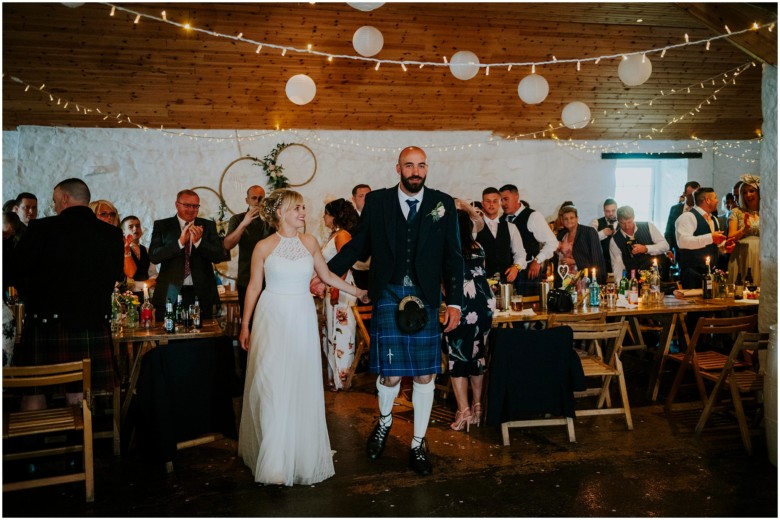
[192,297,201,329]
[110,287,120,332]
[628,269,639,304]
[649,262,661,301]
[744,267,754,289]
[164,298,175,333]
[140,293,154,329]
[702,258,713,299]
[618,270,629,296]
[175,294,185,325]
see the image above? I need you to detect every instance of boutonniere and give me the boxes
[428,202,446,222]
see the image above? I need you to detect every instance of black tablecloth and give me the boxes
[486,326,586,427]
[134,336,239,462]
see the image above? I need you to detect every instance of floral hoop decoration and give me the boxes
[254,142,290,190]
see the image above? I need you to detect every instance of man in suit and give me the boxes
[675,187,730,289]
[477,187,526,286]
[149,189,226,320]
[590,198,618,275]
[499,185,558,296]
[14,178,124,401]
[664,180,700,267]
[321,146,464,476]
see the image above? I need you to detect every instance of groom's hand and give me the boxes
[310,276,326,298]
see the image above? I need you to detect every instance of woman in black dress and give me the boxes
[443,201,495,431]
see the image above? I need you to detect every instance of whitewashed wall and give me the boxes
[2,127,761,276]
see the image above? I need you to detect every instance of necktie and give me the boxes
[406,199,418,221]
[704,213,714,233]
[184,225,192,280]
[507,214,515,223]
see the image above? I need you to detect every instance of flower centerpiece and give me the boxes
[253,143,290,190]
[712,269,728,298]
[117,291,140,328]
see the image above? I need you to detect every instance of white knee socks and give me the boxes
[376,376,400,427]
[411,379,436,448]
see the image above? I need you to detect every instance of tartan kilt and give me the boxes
[369,284,441,377]
[15,317,117,393]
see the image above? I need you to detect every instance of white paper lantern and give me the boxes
[352,26,384,57]
[618,54,653,87]
[517,74,549,105]
[285,74,316,106]
[61,2,84,6]
[449,51,480,81]
[561,101,591,129]
[347,2,384,11]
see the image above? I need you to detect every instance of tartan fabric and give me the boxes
[15,316,117,392]
[369,284,441,377]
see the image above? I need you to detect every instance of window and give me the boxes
[614,159,688,230]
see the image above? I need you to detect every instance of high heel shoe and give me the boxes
[450,407,472,432]
[471,402,482,427]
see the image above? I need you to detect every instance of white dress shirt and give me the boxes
[507,204,558,263]
[609,222,669,277]
[483,216,528,268]
[398,186,424,219]
[676,206,715,251]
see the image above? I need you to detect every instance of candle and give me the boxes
[591,267,596,281]
[143,283,149,301]
[705,256,710,267]
[653,258,658,268]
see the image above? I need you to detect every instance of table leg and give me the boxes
[647,313,677,401]
[120,340,155,426]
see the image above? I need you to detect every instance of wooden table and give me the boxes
[112,320,227,456]
[491,298,759,401]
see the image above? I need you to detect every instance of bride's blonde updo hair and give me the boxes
[261,189,303,227]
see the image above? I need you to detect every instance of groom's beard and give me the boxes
[401,175,426,193]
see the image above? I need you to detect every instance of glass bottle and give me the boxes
[589,268,601,307]
[649,263,661,304]
[618,270,629,296]
[192,297,201,329]
[164,298,175,333]
[140,294,154,329]
[735,271,744,300]
[175,294,185,325]
[744,267,754,289]
[628,269,639,304]
[702,257,713,299]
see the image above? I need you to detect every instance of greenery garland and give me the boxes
[254,143,290,189]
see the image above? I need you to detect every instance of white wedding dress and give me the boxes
[238,233,335,486]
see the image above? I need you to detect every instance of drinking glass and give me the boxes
[510,295,523,312]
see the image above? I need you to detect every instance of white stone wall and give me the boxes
[760,65,777,333]
[2,127,761,277]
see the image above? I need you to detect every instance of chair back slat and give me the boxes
[3,359,90,395]
[547,312,605,328]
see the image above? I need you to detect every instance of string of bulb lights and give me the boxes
[103,3,774,74]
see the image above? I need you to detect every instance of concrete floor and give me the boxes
[3,356,778,517]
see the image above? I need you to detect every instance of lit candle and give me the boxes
[591,268,596,281]
[653,258,658,268]
[705,256,710,267]
[143,283,149,301]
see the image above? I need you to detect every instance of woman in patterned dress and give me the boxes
[727,175,761,286]
[443,201,495,431]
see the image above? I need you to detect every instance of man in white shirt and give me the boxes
[675,187,730,289]
[610,205,669,280]
[499,184,557,296]
[476,187,527,288]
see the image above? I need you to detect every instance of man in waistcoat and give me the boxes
[590,198,618,275]
[610,205,670,280]
[478,187,526,288]
[675,187,729,289]
[499,184,557,296]
[321,146,464,476]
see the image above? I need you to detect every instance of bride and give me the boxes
[238,189,367,486]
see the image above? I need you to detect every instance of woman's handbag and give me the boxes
[547,288,574,313]
[386,291,429,334]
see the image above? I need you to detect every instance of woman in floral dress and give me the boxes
[727,174,761,286]
[319,198,360,391]
[443,201,495,431]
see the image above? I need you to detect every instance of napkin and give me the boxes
[673,288,702,300]
[616,294,637,309]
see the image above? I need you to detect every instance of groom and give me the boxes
[321,146,464,476]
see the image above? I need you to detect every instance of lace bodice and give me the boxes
[264,234,314,295]
[729,208,760,238]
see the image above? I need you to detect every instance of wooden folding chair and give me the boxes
[547,312,606,356]
[569,321,633,430]
[695,332,769,454]
[344,304,372,390]
[664,315,757,412]
[3,359,94,502]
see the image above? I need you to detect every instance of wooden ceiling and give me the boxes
[2,2,777,140]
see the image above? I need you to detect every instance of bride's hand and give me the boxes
[355,288,369,303]
[239,326,251,352]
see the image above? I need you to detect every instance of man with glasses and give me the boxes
[149,189,225,320]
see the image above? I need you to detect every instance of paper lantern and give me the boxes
[347,2,384,11]
[561,101,591,129]
[61,2,84,6]
[352,26,384,57]
[285,74,316,106]
[449,51,480,81]
[618,54,653,87]
[517,74,549,105]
